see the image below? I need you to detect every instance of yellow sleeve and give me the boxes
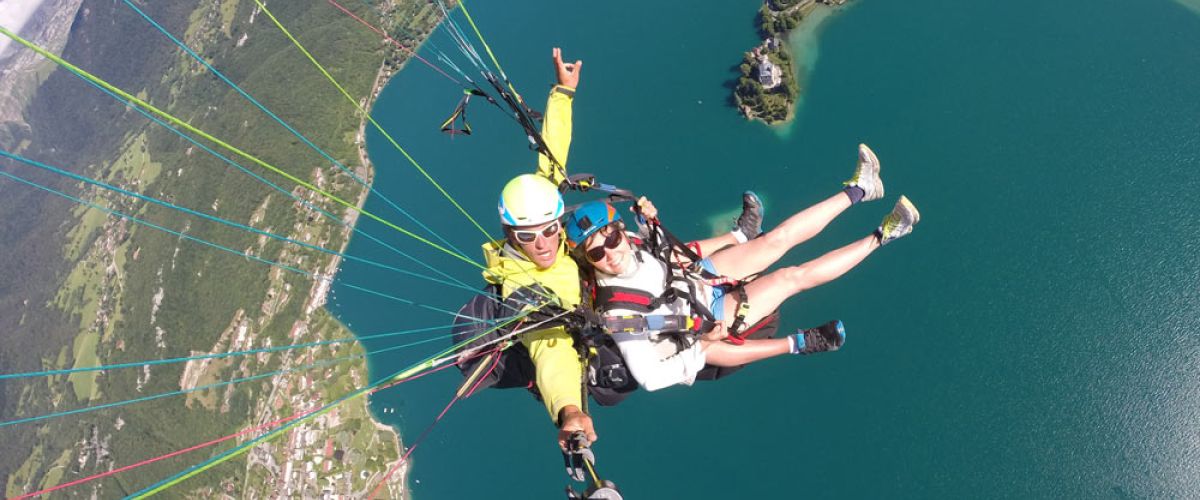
[536,85,575,186]
[522,326,583,421]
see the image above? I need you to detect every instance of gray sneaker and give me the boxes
[844,143,884,202]
[878,196,920,245]
[792,320,846,355]
[734,191,764,239]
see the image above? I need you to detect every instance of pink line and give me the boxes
[325,0,463,85]
[367,348,501,499]
[14,358,466,499]
[11,407,319,500]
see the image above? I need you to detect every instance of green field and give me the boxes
[0,0,431,495]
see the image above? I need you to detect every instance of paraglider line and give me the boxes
[119,0,472,262]
[0,25,483,270]
[0,332,458,429]
[124,310,545,498]
[251,0,496,245]
[324,0,463,85]
[0,169,467,318]
[0,149,482,297]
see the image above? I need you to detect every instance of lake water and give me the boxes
[331,0,1200,497]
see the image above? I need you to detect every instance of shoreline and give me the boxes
[346,57,408,496]
[734,1,848,127]
[338,30,437,499]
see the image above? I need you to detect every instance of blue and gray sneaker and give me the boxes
[844,143,885,203]
[733,190,765,240]
[790,320,846,355]
[877,195,920,245]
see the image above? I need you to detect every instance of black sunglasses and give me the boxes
[585,227,625,262]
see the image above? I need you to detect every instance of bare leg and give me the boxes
[692,232,739,257]
[708,192,852,280]
[722,234,879,326]
[701,337,792,366]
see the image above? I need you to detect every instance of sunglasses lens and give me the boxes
[605,229,623,248]
[586,246,607,262]
[586,227,623,262]
[513,222,559,244]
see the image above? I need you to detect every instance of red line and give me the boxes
[362,393,456,498]
[14,358,467,499]
[325,0,463,85]
[367,348,501,499]
[11,407,319,500]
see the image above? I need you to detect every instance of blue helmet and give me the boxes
[564,201,621,248]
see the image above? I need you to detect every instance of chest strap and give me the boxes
[602,314,708,335]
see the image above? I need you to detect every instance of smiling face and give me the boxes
[584,224,635,276]
[508,220,562,269]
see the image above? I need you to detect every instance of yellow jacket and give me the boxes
[483,84,583,422]
[536,85,574,186]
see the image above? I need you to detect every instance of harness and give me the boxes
[591,217,761,345]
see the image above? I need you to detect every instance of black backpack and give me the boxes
[450,284,638,406]
[451,284,539,394]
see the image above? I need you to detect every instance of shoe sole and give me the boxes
[857,143,884,200]
[743,190,764,218]
[897,195,920,225]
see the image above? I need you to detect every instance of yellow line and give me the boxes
[253,0,496,243]
[0,25,484,270]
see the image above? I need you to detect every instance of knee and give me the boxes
[761,228,791,252]
[781,265,812,293]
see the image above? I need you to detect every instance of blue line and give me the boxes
[62,71,478,293]
[0,148,481,298]
[0,333,450,428]
[126,370,384,498]
[123,316,511,496]
[0,324,447,380]
[0,170,465,318]
[0,357,351,428]
[356,0,456,67]
[121,0,473,262]
[123,309,533,499]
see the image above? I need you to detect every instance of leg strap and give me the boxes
[725,286,752,344]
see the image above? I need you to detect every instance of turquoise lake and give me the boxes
[330,0,1200,497]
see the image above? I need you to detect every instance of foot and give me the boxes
[844,143,884,203]
[877,195,920,245]
[733,191,764,240]
[791,320,846,355]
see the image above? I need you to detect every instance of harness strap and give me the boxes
[725,285,753,344]
[593,285,659,314]
[602,314,705,334]
[481,73,567,181]
[439,88,492,135]
[561,173,636,201]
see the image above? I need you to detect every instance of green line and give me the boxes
[249,1,566,306]
[128,307,545,498]
[0,25,484,271]
[252,0,496,244]
[455,0,509,81]
[250,1,561,308]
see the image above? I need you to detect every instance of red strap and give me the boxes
[724,314,772,345]
[609,291,652,306]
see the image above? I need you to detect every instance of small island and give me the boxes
[733,0,848,125]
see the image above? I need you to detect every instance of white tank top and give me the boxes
[594,240,707,391]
